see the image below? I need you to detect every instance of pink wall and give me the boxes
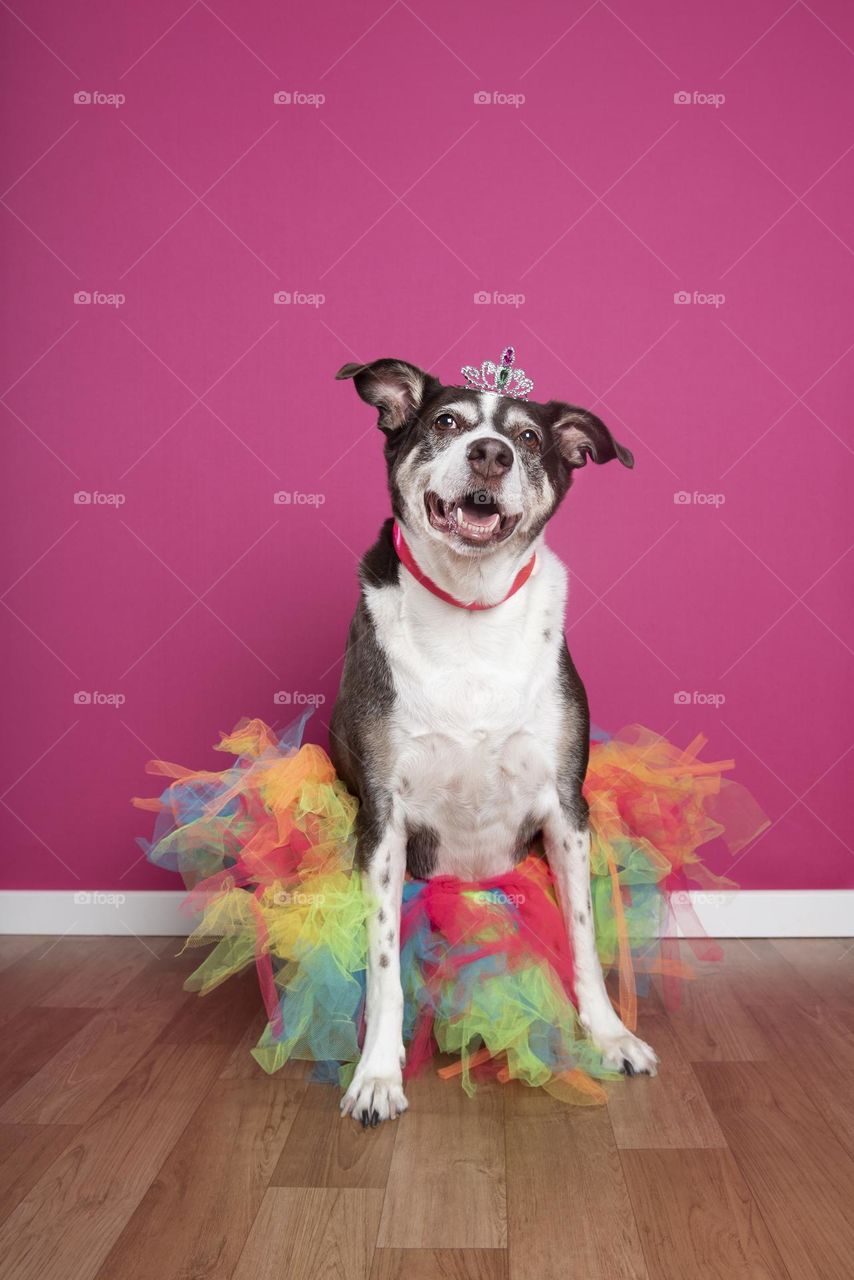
[2,0,852,893]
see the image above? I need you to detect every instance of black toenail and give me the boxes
[370,1109,379,1126]
[360,1111,369,1128]
[622,1057,636,1076]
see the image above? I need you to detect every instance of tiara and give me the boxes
[461,346,534,400]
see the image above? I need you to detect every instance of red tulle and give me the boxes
[401,856,576,1078]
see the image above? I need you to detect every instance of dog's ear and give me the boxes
[551,404,634,469]
[336,359,434,436]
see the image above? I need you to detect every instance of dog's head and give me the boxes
[336,358,633,556]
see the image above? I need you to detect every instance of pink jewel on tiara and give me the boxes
[460,346,534,401]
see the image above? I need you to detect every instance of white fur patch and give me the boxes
[366,545,569,879]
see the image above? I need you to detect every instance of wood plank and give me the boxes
[0,939,100,1023]
[606,1016,726,1149]
[744,998,854,1073]
[770,939,854,1007]
[271,1078,397,1189]
[622,1148,789,1280]
[0,1041,226,1280]
[0,1000,188,1125]
[658,939,819,1011]
[153,965,261,1046]
[803,1067,854,1163]
[738,1000,854,1163]
[662,974,769,1061]
[0,1006,95,1107]
[101,939,197,1015]
[232,1187,384,1280]
[0,1124,79,1225]
[505,1081,648,1280]
[43,937,160,1009]
[378,1071,506,1249]
[0,938,51,974]
[696,1059,854,1280]
[218,1008,272,1078]
[709,939,821,1008]
[371,1249,508,1279]
[0,939,208,1125]
[96,1070,306,1280]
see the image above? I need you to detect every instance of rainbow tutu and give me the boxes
[135,717,766,1104]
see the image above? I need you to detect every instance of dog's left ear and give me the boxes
[336,358,435,436]
[551,404,634,469]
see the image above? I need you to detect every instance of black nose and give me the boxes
[466,436,514,480]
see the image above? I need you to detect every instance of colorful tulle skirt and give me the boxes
[135,717,767,1104]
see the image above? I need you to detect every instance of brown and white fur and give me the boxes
[329,358,658,1126]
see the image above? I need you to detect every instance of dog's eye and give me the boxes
[434,412,458,431]
[519,428,541,452]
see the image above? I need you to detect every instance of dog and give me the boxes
[329,352,658,1125]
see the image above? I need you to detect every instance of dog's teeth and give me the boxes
[456,506,464,526]
[483,513,500,533]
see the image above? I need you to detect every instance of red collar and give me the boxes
[392,521,536,611]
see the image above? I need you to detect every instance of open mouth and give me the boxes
[425,490,522,546]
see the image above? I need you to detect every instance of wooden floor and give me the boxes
[0,936,852,1279]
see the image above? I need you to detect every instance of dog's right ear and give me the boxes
[336,359,434,436]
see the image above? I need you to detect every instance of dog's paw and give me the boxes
[590,1024,658,1077]
[340,1071,408,1126]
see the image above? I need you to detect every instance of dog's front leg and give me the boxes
[543,799,658,1076]
[341,817,408,1125]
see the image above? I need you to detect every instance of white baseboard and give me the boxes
[680,889,852,937]
[0,891,189,937]
[0,889,851,938]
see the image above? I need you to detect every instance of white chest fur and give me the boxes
[365,546,569,879]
